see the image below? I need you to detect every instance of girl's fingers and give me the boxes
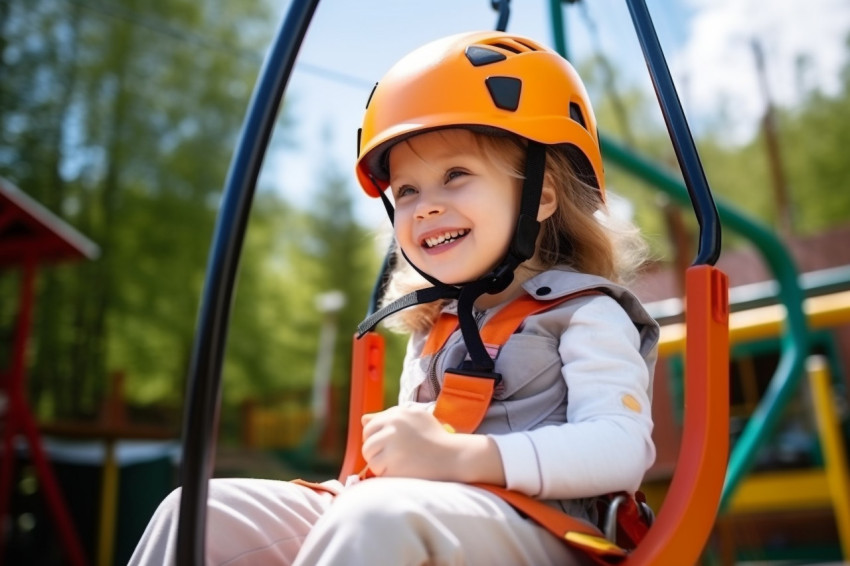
[361,413,386,440]
[361,428,391,472]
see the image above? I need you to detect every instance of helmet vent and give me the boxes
[485,76,522,111]
[482,38,541,54]
[489,42,523,54]
[514,40,540,52]
[569,102,587,129]
[465,46,507,67]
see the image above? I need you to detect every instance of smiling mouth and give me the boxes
[422,229,469,249]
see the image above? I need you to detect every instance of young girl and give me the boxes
[129,30,659,566]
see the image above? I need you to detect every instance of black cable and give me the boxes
[35,0,372,88]
[491,0,511,32]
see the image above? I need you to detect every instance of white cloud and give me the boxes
[674,0,850,142]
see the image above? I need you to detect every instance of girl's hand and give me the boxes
[361,405,454,479]
[361,405,506,485]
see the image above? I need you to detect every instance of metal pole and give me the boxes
[176,1,320,563]
[548,0,568,60]
[624,0,721,266]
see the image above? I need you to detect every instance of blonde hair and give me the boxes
[379,130,648,334]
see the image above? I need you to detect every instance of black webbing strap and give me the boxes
[456,281,499,371]
[375,180,394,224]
[357,285,459,336]
[510,140,545,261]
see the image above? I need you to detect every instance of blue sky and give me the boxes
[256,0,850,228]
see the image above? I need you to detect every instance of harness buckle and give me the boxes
[602,493,654,550]
[603,494,628,544]
[450,364,503,386]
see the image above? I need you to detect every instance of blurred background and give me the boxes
[2,0,850,564]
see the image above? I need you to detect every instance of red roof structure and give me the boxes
[0,176,98,265]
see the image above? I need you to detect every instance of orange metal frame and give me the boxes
[627,265,729,563]
[339,331,385,480]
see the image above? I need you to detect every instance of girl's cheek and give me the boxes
[393,208,414,231]
[392,222,411,249]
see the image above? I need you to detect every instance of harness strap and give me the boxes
[326,288,645,561]
[289,478,341,497]
[426,288,643,562]
[432,370,496,434]
[475,484,627,563]
[425,290,601,434]
[424,290,601,356]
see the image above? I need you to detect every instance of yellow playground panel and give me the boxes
[656,288,850,562]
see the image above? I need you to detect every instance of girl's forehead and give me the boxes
[389,129,482,167]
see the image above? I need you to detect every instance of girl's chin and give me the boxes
[420,268,487,286]
[421,273,462,285]
[416,267,464,285]
[411,254,503,285]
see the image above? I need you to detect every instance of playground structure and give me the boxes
[0,179,180,566]
[2,0,850,565]
[0,177,99,566]
[648,269,850,562]
[237,250,850,563]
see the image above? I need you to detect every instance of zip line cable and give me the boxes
[0,0,374,90]
[575,1,639,147]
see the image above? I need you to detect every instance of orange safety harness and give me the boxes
[296,290,652,563]
[419,290,651,562]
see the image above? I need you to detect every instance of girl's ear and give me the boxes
[537,180,558,222]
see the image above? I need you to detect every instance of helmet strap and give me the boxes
[510,140,546,263]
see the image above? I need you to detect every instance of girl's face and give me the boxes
[388,129,521,285]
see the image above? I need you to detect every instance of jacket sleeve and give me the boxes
[489,295,656,499]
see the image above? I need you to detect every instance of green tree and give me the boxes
[581,36,850,261]
[293,156,391,449]
[0,0,280,420]
[781,35,850,234]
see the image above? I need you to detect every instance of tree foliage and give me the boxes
[2,1,848,444]
[582,34,850,259]
[1,0,278,420]
[780,36,850,235]
[0,0,402,440]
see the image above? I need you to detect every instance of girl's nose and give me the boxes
[414,196,445,220]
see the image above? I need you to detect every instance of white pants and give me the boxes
[128,476,595,566]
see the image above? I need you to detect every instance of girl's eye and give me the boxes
[445,169,467,183]
[395,185,417,198]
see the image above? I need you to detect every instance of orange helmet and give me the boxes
[355,30,604,199]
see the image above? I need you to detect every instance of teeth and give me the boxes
[424,230,468,248]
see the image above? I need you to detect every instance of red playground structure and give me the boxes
[0,176,99,566]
